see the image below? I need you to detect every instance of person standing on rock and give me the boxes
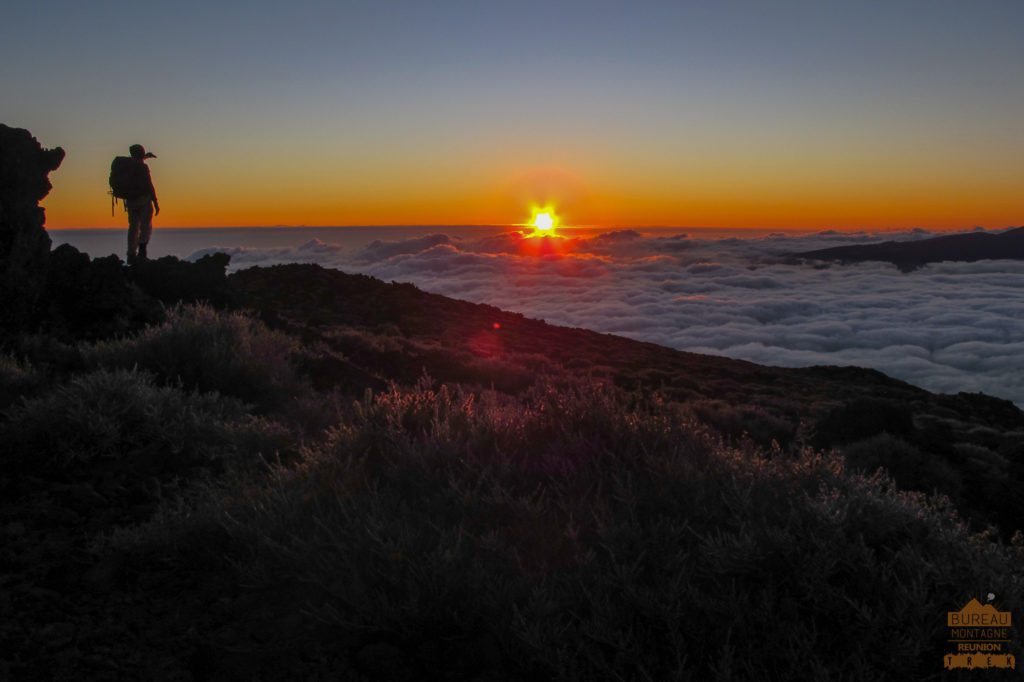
[109,144,160,264]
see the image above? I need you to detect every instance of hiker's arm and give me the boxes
[146,167,160,215]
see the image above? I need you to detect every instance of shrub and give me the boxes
[842,433,963,497]
[689,398,796,446]
[0,353,44,411]
[85,303,302,411]
[813,397,915,448]
[953,442,1010,475]
[12,333,86,375]
[1,368,287,474]
[121,378,1023,680]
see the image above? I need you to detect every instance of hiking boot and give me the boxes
[138,243,148,260]
[127,251,137,265]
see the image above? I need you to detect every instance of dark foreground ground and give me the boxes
[1,252,1023,681]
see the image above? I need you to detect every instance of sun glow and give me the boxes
[529,206,559,234]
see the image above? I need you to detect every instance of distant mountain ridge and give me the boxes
[795,227,1024,271]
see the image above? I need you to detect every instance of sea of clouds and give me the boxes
[188,227,1024,405]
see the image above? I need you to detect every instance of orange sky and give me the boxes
[43,149,1021,231]
[11,3,1020,232]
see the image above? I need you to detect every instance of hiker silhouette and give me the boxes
[109,144,160,264]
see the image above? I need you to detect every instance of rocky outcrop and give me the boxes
[42,244,161,339]
[128,252,231,305]
[40,246,233,340]
[0,124,65,331]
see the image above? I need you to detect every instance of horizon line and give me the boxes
[47,224,1019,233]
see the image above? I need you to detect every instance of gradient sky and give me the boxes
[3,1,1022,230]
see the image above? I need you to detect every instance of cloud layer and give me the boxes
[189,228,1024,405]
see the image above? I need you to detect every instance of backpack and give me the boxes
[109,156,149,200]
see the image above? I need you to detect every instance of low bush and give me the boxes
[122,378,1023,680]
[813,397,915,448]
[953,442,1011,475]
[12,333,86,375]
[0,353,45,411]
[85,303,303,411]
[842,433,963,498]
[689,398,796,446]
[1,368,287,474]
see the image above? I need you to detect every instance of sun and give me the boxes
[534,212,554,231]
[529,206,559,234]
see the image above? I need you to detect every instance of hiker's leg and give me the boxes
[126,207,141,262]
[137,201,154,259]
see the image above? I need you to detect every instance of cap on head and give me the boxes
[129,144,157,159]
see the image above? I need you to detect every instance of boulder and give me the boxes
[0,124,65,331]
